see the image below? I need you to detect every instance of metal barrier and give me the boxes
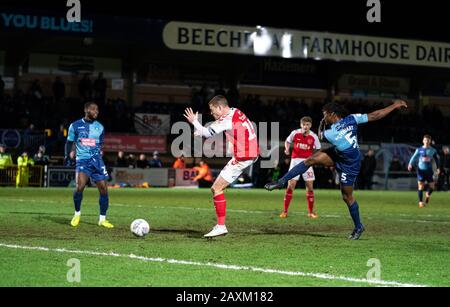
[0,165,44,187]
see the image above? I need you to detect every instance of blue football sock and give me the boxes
[427,188,433,196]
[99,194,109,216]
[278,161,309,186]
[73,191,83,212]
[348,201,362,229]
[418,190,423,202]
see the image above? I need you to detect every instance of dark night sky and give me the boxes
[1,0,449,42]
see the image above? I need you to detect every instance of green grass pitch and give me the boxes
[0,187,449,286]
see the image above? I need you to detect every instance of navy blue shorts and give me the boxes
[417,169,434,183]
[323,146,361,186]
[76,157,109,182]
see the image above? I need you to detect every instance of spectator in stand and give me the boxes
[360,149,377,190]
[438,146,450,191]
[192,160,214,188]
[52,76,66,103]
[0,75,5,101]
[16,150,34,187]
[78,73,93,102]
[149,151,163,168]
[389,155,403,179]
[0,144,13,170]
[93,72,107,103]
[30,79,43,102]
[172,154,185,169]
[34,145,50,166]
[126,153,136,168]
[136,153,150,169]
[23,123,37,149]
[116,151,127,167]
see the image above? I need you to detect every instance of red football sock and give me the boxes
[284,188,293,213]
[214,193,227,225]
[306,191,314,213]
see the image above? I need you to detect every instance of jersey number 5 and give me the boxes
[345,132,357,148]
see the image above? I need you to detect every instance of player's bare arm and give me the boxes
[284,140,291,156]
[367,99,408,122]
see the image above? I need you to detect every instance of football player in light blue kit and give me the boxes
[408,135,440,208]
[65,102,114,228]
[265,100,408,240]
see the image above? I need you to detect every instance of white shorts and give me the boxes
[289,158,315,181]
[219,158,256,183]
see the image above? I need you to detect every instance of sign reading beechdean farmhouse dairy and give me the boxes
[163,21,450,69]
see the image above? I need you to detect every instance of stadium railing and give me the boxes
[0,166,44,187]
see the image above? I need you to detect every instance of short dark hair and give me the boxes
[322,102,348,118]
[84,101,97,110]
[423,134,432,140]
[208,95,228,107]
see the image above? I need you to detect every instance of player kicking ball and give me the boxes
[66,102,114,228]
[184,95,259,238]
[265,100,407,240]
[408,135,440,208]
[280,116,321,219]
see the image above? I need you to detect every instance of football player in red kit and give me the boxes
[184,95,259,238]
[280,116,321,219]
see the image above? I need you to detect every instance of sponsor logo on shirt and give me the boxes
[80,138,96,147]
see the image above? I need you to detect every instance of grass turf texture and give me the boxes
[0,188,449,286]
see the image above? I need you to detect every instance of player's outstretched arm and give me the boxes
[183,108,213,138]
[367,99,408,122]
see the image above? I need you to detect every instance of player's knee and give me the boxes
[288,180,296,190]
[341,193,353,205]
[305,157,315,166]
[75,185,85,193]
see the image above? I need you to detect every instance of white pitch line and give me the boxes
[0,242,426,287]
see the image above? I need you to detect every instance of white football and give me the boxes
[130,219,150,237]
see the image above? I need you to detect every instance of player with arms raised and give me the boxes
[184,95,259,238]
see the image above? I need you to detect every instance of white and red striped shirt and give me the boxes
[286,129,321,159]
[203,108,260,161]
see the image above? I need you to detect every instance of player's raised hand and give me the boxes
[183,108,198,124]
[393,99,408,109]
